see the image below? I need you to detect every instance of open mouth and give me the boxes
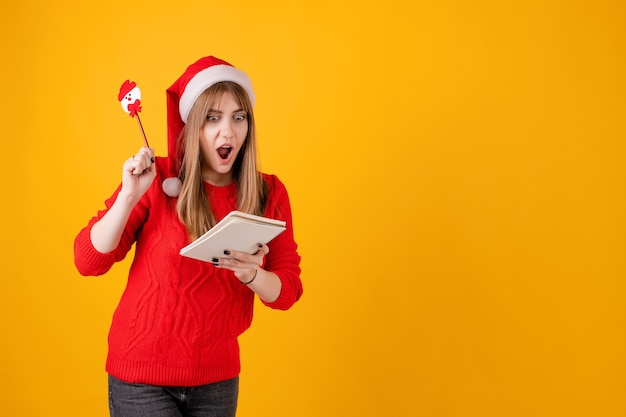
[217,145,233,160]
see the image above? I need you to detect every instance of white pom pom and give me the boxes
[162,177,182,197]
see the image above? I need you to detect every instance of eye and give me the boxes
[206,114,220,122]
[234,114,247,122]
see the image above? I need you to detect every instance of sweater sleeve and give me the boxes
[261,175,303,310]
[73,184,147,276]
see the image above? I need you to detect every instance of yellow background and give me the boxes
[1,0,624,416]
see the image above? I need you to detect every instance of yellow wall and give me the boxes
[1,1,624,416]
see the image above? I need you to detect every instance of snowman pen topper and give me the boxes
[118,80,150,148]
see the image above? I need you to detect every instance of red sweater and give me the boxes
[74,157,302,386]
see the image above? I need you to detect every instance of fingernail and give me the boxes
[211,258,219,263]
[223,250,231,255]
[257,243,263,248]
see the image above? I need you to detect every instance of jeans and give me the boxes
[108,375,239,417]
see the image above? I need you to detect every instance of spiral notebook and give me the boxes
[179,210,287,262]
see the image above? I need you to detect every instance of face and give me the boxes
[199,91,249,186]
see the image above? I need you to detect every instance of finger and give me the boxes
[252,243,269,256]
[215,253,260,271]
[124,156,138,173]
[126,153,154,175]
[144,147,156,163]
[222,247,265,264]
[134,147,155,165]
[129,157,144,175]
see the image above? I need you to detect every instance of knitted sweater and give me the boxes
[74,157,302,386]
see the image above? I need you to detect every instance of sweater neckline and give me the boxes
[203,180,238,197]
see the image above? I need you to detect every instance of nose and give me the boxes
[221,119,235,139]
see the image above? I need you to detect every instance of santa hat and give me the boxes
[162,56,255,197]
[118,80,137,101]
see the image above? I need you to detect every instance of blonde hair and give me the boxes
[176,81,267,240]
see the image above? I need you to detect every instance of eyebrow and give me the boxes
[208,108,245,113]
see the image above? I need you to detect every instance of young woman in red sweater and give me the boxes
[74,56,303,417]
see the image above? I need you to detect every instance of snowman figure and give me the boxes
[118,80,142,117]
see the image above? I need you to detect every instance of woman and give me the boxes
[74,56,303,417]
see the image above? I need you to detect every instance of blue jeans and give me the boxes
[108,375,239,417]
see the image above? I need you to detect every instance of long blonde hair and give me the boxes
[176,81,267,240]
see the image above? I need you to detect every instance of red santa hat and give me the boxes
[118,80,137,101]
[162,56,255,197]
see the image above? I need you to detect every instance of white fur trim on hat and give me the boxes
[178,65,255,123]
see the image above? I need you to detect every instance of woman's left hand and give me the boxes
[212,243,269,284]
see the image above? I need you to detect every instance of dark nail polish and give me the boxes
[223,250,231,255]
[211,258,219,263]
[257,243,263,248]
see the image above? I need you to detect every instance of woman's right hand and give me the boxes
[90,147,156,254]
[120,146,156,203]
